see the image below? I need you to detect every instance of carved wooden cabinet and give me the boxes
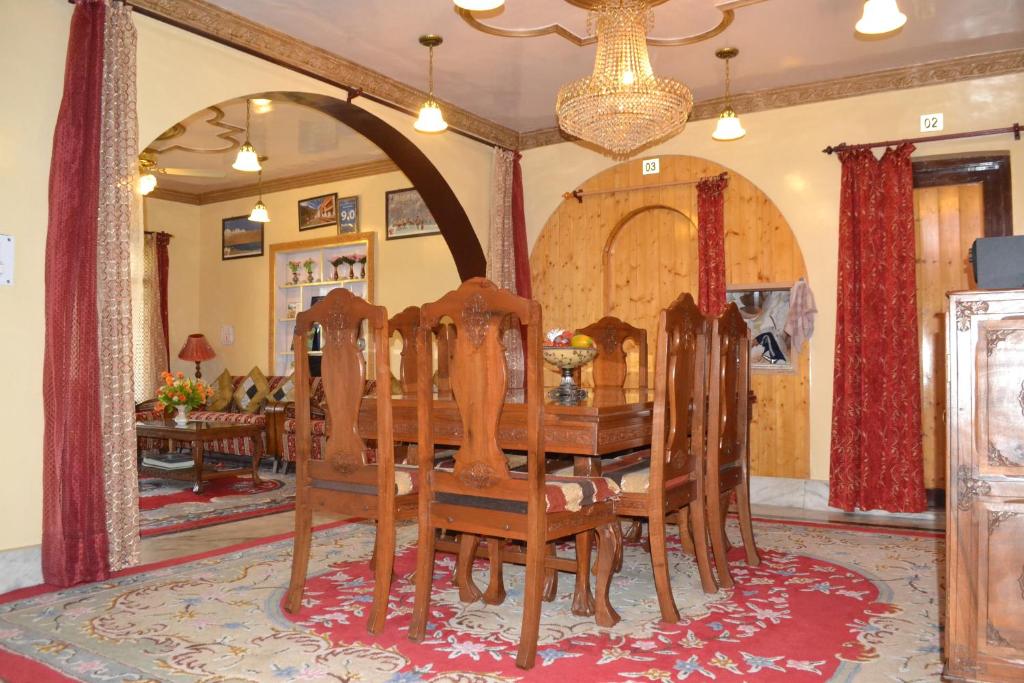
[944,289,1024,682]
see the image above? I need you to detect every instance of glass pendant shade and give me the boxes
[453,0,505,9]
[556,0,693,158]
[232,141,262,172]
[855,0,907,35]
[414,100,448,133]
[138,172,157,195]
[248,199,270,223]
[712,108,746,141]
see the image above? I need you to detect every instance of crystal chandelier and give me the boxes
[556,0,693,158]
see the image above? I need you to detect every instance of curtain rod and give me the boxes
[563,172,728,203]
[823,123,1020,155]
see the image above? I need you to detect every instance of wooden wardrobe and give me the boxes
[944,289,1024,681]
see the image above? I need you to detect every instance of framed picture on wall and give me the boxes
[337,195,359,233]
[221,215,264,260]
[298,192,338,231]
[725,284,796,373]
[385,187,440,240]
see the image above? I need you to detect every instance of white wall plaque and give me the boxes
[920,113,944,133]
[642,158,660,175]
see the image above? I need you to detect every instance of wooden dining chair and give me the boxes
[284,288,417,635]
[576,315,649,389]
[705,302,761,589]
[604,293,717,622]
[407,278,622,670]
[389,305,420,393]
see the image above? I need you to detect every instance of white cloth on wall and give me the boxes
[784,277,817,353]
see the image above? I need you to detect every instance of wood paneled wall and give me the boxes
[531,155,810,478]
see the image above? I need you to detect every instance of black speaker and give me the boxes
[970,236,1024,289]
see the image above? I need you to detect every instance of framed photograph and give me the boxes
[725,284,796,373]
[337,195,359,234]
[298,193,338,231]
[221,215,264,260]
[385,187,440,240]
[285,302,300,319]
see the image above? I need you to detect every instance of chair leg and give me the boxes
[542,543,558,602]
[735,483,761,567]
[515,539,545,670]
[571,530,595,617]
[706,490,734,589]
[720,491,733,551]
[682,503,717,594]
[622,518,643,542]
[483,538,507,605]
[367,518,395,635]
[367,520,378,577]
[456,533,483,603]
[648,508,680,623]
[408,520,437,642]
[677,507,696,556]
[594,522,621,628]
[284,502,313,613]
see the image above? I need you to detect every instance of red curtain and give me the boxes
[511,152,531,299]
[697,173,728,315]
[829,143,926,513]
[42,0,110,586]
[155,231,171,368]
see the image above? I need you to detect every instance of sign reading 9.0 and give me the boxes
[338,196,359,233]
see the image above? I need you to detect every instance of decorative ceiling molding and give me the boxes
[128,0,519,149]
[148,158,400,206]
[149,106,244,155]
[519,48,1024,150]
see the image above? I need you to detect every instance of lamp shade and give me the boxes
[232,141,262,172]
[248,199,270,223]
[712,108,746,141]
[454,0,505,9]
[414,100,448,133]
[138,172,157,195]
[855,0,907,35]
[178,333,216,362]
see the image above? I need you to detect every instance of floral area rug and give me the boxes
[138,471,295,537]
[0,518,942,682]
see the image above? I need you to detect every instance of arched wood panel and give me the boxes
[531,155,810,478]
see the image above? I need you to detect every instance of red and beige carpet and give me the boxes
[0,519,942,682]
[138,472,295,536]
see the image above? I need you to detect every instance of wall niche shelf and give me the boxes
[268,232,375,376]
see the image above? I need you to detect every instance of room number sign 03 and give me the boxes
[642,158,660,175]
[920,113,944,132]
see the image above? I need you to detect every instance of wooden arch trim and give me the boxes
[271,91,486,280]
[601,204,694,313]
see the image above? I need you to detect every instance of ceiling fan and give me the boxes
[138,147,225,195]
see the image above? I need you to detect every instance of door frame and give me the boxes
[912,153,1012,236]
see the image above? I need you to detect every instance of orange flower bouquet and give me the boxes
[154,371,214,425]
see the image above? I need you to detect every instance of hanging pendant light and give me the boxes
[233,99,262,172]
[248,168,270,223]
[712,47,746,141]
[453,0,504,9]
[855,0,907,35]
[414,35,449,134]
[138,171,157,196]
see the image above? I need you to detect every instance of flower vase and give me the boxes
[290,271,299,284]
[355,262,364,279]
[331,264,340,281]
[174,404,189,426]
[306,270,315,283]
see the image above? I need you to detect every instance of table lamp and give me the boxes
[178,333,216,379]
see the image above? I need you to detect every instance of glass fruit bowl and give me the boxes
[543,346,597,403]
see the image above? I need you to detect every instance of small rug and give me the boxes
[0,519,942,682]
[139,470,295,537]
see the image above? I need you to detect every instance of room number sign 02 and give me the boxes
[920,113,944,132]
[642,158,660,175]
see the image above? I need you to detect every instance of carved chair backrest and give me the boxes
[708,303,750,475]
[417,278,543,502]
[389,306,420,393]
[577,316,649,389]
[293,288,393,481]
[650,293,710,493]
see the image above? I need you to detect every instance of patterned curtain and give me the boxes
[155,231,171,369]
[134,233,168,402]
[43,0,141,586]
[486,148,531,388]
[696,173,728,316]
[829,144,926,513]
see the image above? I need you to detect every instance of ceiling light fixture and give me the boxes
[414,35,449,134]
[232,99,262,172]
[712,47,746,142]
[855,0,907,35]
[138,171,157,196]
[453,0,505,10]
[555,0,693,158]
[248,168,270,223]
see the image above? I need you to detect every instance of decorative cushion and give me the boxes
[268,373,296,403]
[207,369,234,411]
[233,367,271,414]
[541,474,620,513]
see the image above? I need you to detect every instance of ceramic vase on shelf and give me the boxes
[354,261,365,279]
[174,404,189,426]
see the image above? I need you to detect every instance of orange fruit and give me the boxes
[570,334,595,349]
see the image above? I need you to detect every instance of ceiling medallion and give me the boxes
[556,0,693,158]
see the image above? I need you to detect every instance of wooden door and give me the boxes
[913,183,984,489]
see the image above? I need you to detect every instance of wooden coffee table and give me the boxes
[136,419,264,494]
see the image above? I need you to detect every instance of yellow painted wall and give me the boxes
[521,72,1024,481]
[0,0,493,553]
